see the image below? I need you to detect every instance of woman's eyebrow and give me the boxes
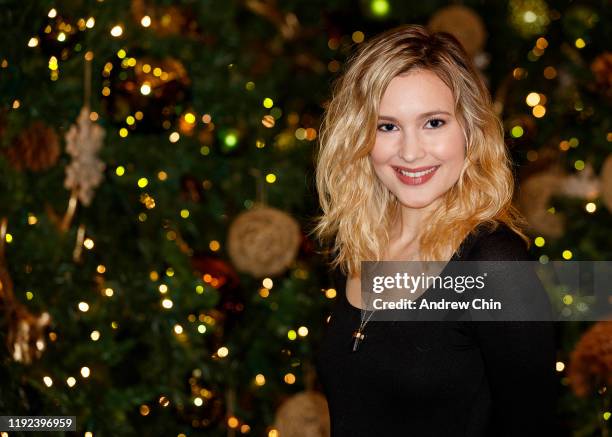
[377,110,452,122]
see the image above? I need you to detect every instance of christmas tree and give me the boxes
[0,1,610,436]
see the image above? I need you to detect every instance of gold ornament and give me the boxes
[0,217,51,364]
[273,390,330,437]
[227,204,300,278]
[600,154,612,213]
[558,162,600,200]
[245,0,301,40]
[518,167,565,238]
[508,0,551,38]
[428,5,487,57]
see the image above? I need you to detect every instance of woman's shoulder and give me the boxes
[463,221,532,261]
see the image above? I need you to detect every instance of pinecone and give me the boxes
[568,320,612,397]
[4,121,60,172]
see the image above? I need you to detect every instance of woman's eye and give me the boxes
[425,118,445,129]
[377,123,397,132]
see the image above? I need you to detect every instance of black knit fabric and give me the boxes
[314,223,559,436]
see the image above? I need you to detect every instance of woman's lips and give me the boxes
[393,165,440,185]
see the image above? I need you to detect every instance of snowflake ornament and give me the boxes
[64,106,106,206]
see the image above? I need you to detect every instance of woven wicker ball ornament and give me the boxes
[227,205,300,278]
[428,5,487,57]
[274,390,330,437]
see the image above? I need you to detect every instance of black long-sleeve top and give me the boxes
[314,223,559,436]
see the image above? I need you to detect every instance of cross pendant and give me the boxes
[352,329,365,352]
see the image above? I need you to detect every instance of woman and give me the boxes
[311,24,557,436]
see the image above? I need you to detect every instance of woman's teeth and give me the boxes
[397,167,437,177]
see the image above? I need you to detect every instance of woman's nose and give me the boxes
[398,134,426,162]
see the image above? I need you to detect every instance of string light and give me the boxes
[325,288,337,298]
[110,25,123,37]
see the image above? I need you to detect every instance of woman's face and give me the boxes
[369,69,466,209]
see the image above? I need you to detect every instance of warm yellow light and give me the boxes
[84,238,94,249]
[532,105,546,118]
[66,377,76,387]
[174,324,183,334]
[43,376,53,387]
[193,397,203,406]
[110,25,123,37]
[180,209,190,218]
[525,92,540,106]
[48,8,57,18]
[263,97,274,108]
[86,17,95,28]
[137,177,148,188]
[184,113,196,124]
[266,173,276,183]
[28,37,39,47]
[562,250,573,260]
[297,326,309,337]
[287,330,297,340]
[169,132,180,143]
[104,288,114,297]
[115,166,125,176]
[227,416,239,428]
[575,38,586,49]
[80,366,90,378]
[90,330,100,341]
[555,361,565,372]
[534,237,545,247]
[141,16,151,27]
[209,240,220,251]
[283,373,296,384]
[255,374,266,386]
[326,288,337,298]
[262,278,273,289]
[217,346,229,357]
[585,202,596,213]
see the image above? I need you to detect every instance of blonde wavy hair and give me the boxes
[310,24,530,277]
